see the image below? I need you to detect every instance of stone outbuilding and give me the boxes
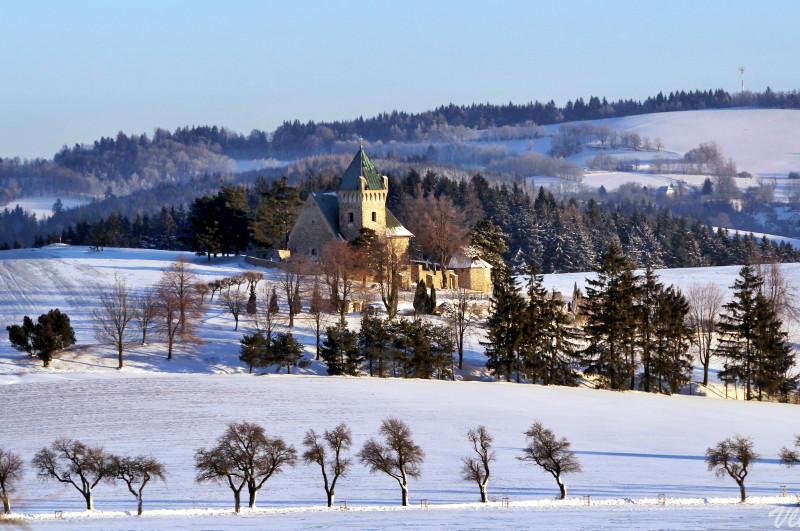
[447,254,493,292]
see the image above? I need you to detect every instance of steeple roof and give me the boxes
[339,147,385,191]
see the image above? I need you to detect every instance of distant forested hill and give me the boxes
[1,87,798,207]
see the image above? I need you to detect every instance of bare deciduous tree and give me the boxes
[256,281,283,342]
[135,288,158,345]
[279,258,308,328]
[0,448,23,515]
[207,279,222,303]
[156,257,203,359]
[93,274,138,369]
[756,260,800,323]
[706,435,758,503]
[406,195,469,286]
[460,426,495,503]
[687,282,725,386]
[307,274,332,360]
[301,423,353,507]
[320,240,363,325]
[192,282,210,306]
[445,288,481,370]
[195,422,297,512]
[159,256,202,338]
[369,236,406,320]
[358,418,424,506]
[219,280,247,331]
[519,421,581,500]
[31,439,111,510]
[109,455,166,515]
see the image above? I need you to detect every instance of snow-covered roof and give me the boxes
[386,226,414,238]
[447,255,493,269]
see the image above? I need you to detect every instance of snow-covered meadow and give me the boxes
[2,245,800,529]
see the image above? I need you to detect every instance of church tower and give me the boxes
[337,147,388,241]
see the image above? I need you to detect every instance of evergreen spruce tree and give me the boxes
[652,286,694,394]
[320,325,361,376]
[427,285,437,314]
[580,245,639,390]
[359,308,390,377]
[519,263,551,383]
[636,268,662,392]
[751,292,796,400]
[716,265,762,400]
[482,263,525,382]
[413,280,429,316]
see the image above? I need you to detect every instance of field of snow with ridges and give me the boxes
[2,245,800,529]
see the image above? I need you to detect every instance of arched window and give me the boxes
[311,248,317,256]
[372,211,377,222]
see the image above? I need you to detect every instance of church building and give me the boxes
[288,148,413,258]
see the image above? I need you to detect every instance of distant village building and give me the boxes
[655,184,676,198]
[288,147,412,258]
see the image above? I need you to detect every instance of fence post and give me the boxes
[339,500,348,511]
[583,495,591,506]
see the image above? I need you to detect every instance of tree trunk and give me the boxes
[327,491,334,507]
[118,344,124,369]
[401,484,409,506]
[479,484,487,503]
[2,493,10,514]
[234,490,241,513]
[702,357,710,386]
[557,477,567,499]
[137,495,143,515]
[458,347,463,370]
[737,479,746,503]
[234,316,239,331]
[84,491,93,510]
[248,486,257,509]
[167,335,173,360]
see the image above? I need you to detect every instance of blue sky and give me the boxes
[1,0,798,159]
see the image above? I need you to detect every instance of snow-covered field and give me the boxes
[588,109,800,176]
[2,245,800,529]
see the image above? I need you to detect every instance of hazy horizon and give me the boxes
[2,0,799,159]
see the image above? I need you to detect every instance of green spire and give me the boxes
[339,147,385,191]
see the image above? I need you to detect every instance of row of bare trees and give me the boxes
[6,429,800,515]
[0,440,165,515]
[92,256,206,368]
[706,433,800,502]
[195,417,580,512]
[0,419,577,516]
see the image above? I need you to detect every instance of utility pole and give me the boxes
[739,67,745,94]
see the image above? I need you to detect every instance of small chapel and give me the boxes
[288,147,413,258]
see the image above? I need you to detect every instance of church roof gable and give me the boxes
[312,192,341,236]
[339,147,385,191]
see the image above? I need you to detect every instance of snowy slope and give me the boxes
[3,373,800,529]
[2,246,800,529]
[586,109,800,176]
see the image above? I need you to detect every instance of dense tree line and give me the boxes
[483,248,797,400]
[385,171,800,273]
[8,167,800,278]
[3,87,797,204]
